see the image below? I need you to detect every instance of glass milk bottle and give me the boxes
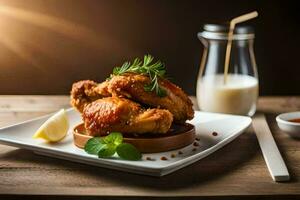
[196,24,259,116]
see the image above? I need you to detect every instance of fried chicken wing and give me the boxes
[71,74,194,122]
[107,73,194,122]
[82,97,173,136]
[70,80,110,112]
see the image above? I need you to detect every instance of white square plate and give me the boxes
[0,109,251,176]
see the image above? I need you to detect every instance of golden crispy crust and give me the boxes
[70,80,110,112]
[107,73,194,122]
[82,97,173,136]
[70,73,194,136]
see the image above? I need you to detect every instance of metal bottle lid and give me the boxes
[198,24,255,40]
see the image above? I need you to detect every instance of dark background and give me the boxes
[0,0,299,95]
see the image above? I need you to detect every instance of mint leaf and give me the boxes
[84,133,142,161]
[98,144,116,158]
[116,143,142,161]
[103,132,123,146]
[84,137,105,155]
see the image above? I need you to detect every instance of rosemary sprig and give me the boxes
[110,55,167,97]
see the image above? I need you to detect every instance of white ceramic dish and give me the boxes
[276,111,300,138]
[0,109,251,176]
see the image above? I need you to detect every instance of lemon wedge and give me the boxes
[33,109,69,142]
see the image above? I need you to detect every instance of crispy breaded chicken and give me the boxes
[83,97,173,136]
[70,80,110,112]
[107,73,194,122]
[71,74,194,122]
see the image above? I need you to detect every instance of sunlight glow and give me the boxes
[0,4,121,69]
[0,30,44,70]
[0,5,107,47]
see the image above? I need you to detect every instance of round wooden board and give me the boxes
[73,123,195,153]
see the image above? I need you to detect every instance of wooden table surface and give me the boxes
[0,95,300,199]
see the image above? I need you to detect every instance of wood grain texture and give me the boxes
[0,96,300,198]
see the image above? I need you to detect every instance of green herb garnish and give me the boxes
[109,54,167,97]
[84,137,105,155]
[84,132,142,161]
[116,143,142,161]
